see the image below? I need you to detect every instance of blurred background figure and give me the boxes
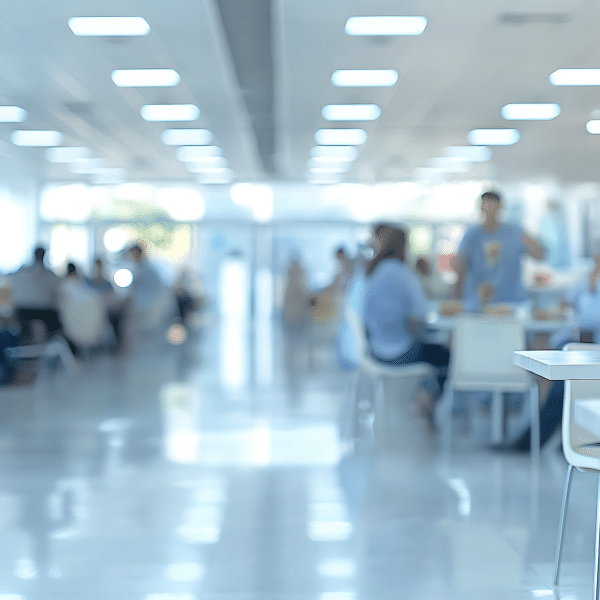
[283,257,310,328]
[87,258,128,354]
[172,267,203,328]
[128,243,168,333]
[8,247,62,344]
[59,262,105,357]
[539,199,572,271]
[0,283,20,384]
[453,191,545,311]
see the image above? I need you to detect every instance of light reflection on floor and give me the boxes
[0,313,595,599]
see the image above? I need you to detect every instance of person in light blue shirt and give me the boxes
[363,227,449,427]
[453,191,545,311]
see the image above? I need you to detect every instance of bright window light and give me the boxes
[68,16,150,36]
[156,188,205,221]
[586,120,600,133]
[550,69,600,85]
[501,103,561,120]
[185,157,229,172]
[0,106,26,122]
[345,16,427,36]
[46,147,92,163]
[176,145,222,161]
[141,104,200,122]
[111,69,180,87]
[11,130,63,146]
[161,129,212,146]
[467,129,520,146]
[310,146,359,160]
[322,104,381,121]
[331,69,398,87]
[444,146,492,162]
[315,129,367,146]
[103,228,130,253]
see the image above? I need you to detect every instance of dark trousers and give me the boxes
[374,342,450,398]
[15,308,62,342]
[513,380,564,449]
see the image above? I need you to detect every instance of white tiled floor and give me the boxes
[0,317,597,599]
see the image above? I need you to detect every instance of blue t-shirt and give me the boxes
[458,222,527,311]
[363,259,427,360]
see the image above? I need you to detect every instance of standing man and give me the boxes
[452,191,545,311]
[9,247,62,342]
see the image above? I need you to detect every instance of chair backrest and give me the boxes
[61,287,106,346]
[562,342,600,471]
[450,315,529,392]
[345,307,370,363]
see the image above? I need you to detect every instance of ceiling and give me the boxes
[2,0,600,187]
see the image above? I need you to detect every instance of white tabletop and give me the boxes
[514,350,600,380]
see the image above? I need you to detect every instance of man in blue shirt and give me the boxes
[453,191,545,311]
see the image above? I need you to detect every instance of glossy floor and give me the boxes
[0,318,596,600]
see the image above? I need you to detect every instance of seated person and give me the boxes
[0,284,21,384]
[452,190,545,312]
[363,226,450,427]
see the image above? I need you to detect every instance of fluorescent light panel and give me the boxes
[315,129,367,146]
[11,130,63,146]
[467,129,520,146]
[176,145,222,161]
[345,16,427,36]
[112,69,180,87]
[141,104,200,122]
[501,103,560,120]
[310,165,351,174]
[197,169,234,184]
[46,147,92,163]
[428,157,469,173]
[310,146,359,160]
[69,159,108,174]
[332,69,398,87]
[444,146,492,162]
[0,106,26,122]
[161,129,212,145]
[68,16,150,36]
[308,157,354,168]
[184,157,229,172]
[550,69,600,85]
[586,120,600,134]
[322,104,381,121]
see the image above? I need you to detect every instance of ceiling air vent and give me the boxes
[498,13,569,25]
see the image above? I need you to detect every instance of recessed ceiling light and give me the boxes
[184,157,229,172]
[309,165,351,174]
[310,146,359,160]
[90,168,127,185]
[428,157,470,173]
[68,159,109,174]
[467,129,520,146]
[141,105,200,122]
[315,129,367,145]
[345,16,427,36]
[111,69,180,87]
[331,70,398,87]
[161,129,212,145]
[0,106,27,122]
[197,168,234,184]
[501,103,561,120]
[550,69,600,86]
[68,16,150,36]
[322,104,381,121]
[586,120,600,133]
[308,157,354,169]
[175,145,222,161]
[444,146,492,162]
[11,130,64,146]
[46,147,93,163]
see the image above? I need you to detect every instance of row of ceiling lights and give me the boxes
[0,16,233,185]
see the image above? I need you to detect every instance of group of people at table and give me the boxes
[356,190,600,449]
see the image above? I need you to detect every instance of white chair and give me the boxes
[438,315,538,446]
[60,286,107,355]
[553,342,600,598]
[344,308,434,445]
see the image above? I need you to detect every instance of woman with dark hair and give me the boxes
[363,226,450,427]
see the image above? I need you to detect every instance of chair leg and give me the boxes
[491,389,504,443]
[553,464,574,586]
[595,473,600,600]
